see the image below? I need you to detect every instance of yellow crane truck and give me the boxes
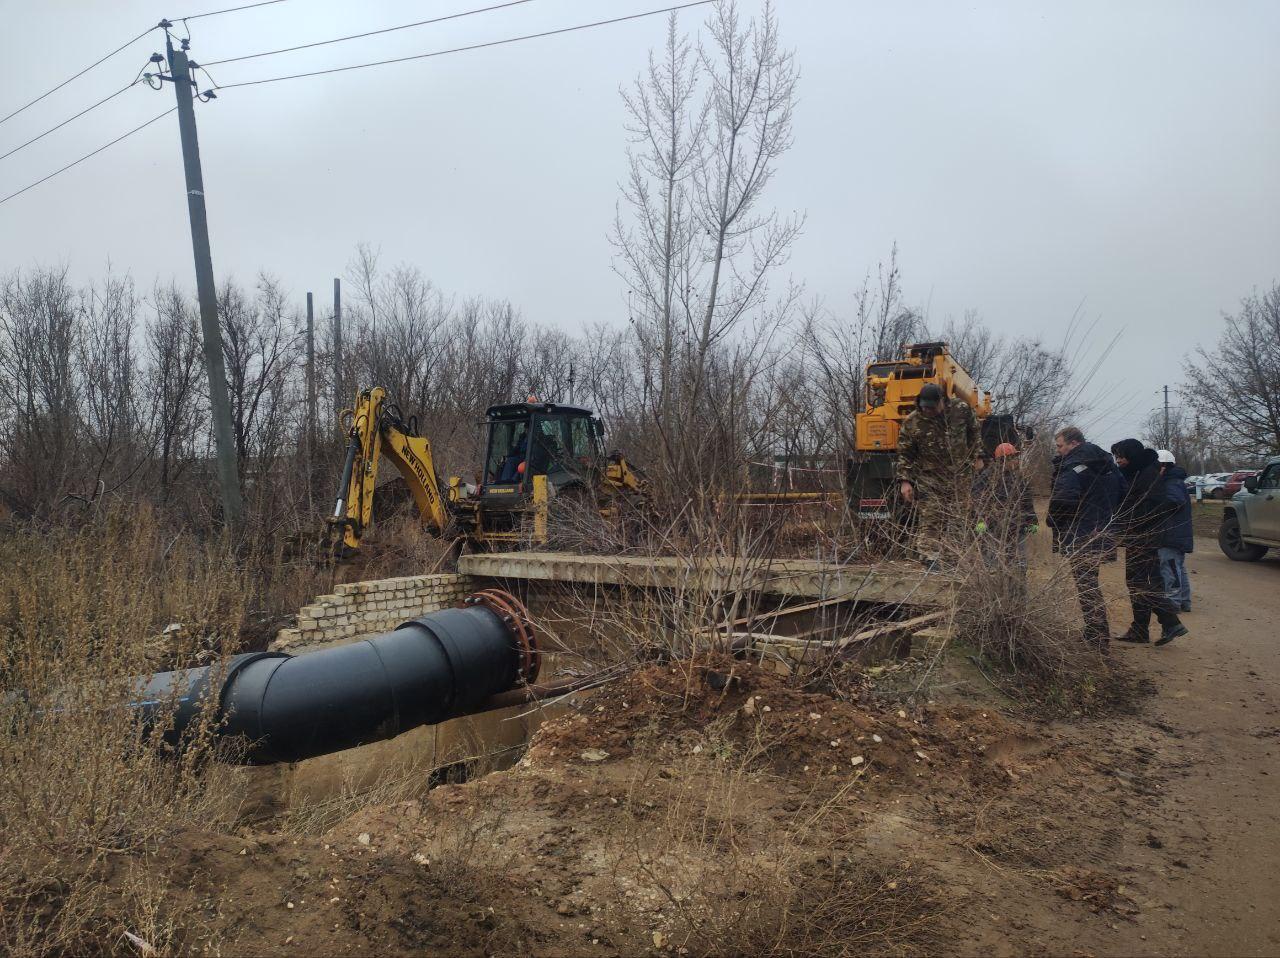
[846,341,1025,519]
[326,387,645,558]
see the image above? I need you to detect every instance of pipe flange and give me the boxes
[462,589,540,684]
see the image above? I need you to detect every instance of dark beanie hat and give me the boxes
[918,383,944,408]
[1111,438,1146,461]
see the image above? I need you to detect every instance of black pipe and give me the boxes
[133,591,538,765]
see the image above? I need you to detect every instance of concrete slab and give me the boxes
[458,551,950,607]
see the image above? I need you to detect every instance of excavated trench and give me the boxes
[236,561,947,814]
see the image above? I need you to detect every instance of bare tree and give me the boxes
[939,312,1075,430]
[1138,406,1229,473]
[0,266,80,513]
[1183,283,1280,458]
[612,1,802,493]
[218,275,301,485]
[145,283,207,497]
[78,271,144,501]
[800,245,924,456]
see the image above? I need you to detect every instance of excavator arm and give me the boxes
[329,387,449,556]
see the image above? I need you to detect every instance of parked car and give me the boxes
[1217,470,1258,499]
[1199,472,1233,497]
[1219,457,1280,560]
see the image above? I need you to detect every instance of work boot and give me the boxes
[1155,622,1188,647]
[1180,603,1192,613]
[1114,625,1150,644]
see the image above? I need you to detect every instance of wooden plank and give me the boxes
[832,610,947,651]
[734,609,947,654]
[727,594,852,630]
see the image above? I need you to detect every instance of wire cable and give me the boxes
[0,81,142,164]
[204,0,536,67]
[213,0,714,90]
[179,0,289,21]
[0,108,175,208]
[0,26,155,128]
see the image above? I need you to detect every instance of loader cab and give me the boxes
[479,402,603,501]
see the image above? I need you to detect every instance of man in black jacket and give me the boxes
[1048,426,1125,652]
[1111,439,1189,646]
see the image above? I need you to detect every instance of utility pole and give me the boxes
[333,277,344,417]
[305,291,316,461]
[164,33,243,526]
[1163,384,1171,446]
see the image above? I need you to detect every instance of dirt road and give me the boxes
[1082,545,1280,955]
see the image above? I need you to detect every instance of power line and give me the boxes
[0,81,142,165]
[213,0,714,90]
[0,26,155,128]
[0,108,175,208]
[179,0,289,21]
[203,0,537,67]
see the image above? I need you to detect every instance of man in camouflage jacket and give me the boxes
[896,383,983,564]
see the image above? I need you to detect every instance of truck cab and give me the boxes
[1219,456,1280,560]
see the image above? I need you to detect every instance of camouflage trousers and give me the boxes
[912,489,969,563]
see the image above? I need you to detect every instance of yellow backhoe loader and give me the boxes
[326,387,646,558]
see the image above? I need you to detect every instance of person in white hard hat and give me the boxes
[1155,449,1194,612]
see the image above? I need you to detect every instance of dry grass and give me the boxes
[0,508,251,955]
[608,718,945,957]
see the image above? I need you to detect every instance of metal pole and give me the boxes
[166,37,243,526]
[333,277,343,418]
[1163,384,1170,445]
[305,291,316,464]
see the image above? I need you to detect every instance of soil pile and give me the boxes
[531,655,1018,789]
[64,657,1148,956]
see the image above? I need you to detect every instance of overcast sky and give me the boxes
[1,0,1277,446]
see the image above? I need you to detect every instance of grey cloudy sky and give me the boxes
[1,0,1277,446]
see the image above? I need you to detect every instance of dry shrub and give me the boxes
[912,489,1153,716]
[0,507,246,955]
[609,718,944,956]
[544,498,885,672]
[947,536,1092,678]
[277,737,519,839]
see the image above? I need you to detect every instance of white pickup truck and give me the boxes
[1219,456,1280,560]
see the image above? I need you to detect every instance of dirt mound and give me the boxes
[40,656,1127,957]
[73,824,541,956]
[530,656,1017,787]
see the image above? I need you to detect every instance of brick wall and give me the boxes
[273,573,473,651]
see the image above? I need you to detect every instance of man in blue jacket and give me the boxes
[1155,449,1194,612]
[1047,425,1126,653]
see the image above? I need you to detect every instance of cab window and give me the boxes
[486,420,528,484]
[527,417,567,475]
[568,417,594,460]
[1259,464,1280,490]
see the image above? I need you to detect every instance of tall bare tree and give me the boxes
[1184,283,1280,458]
[145,283,207,497]
[612,1,801,492]
[0,266,80,513]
